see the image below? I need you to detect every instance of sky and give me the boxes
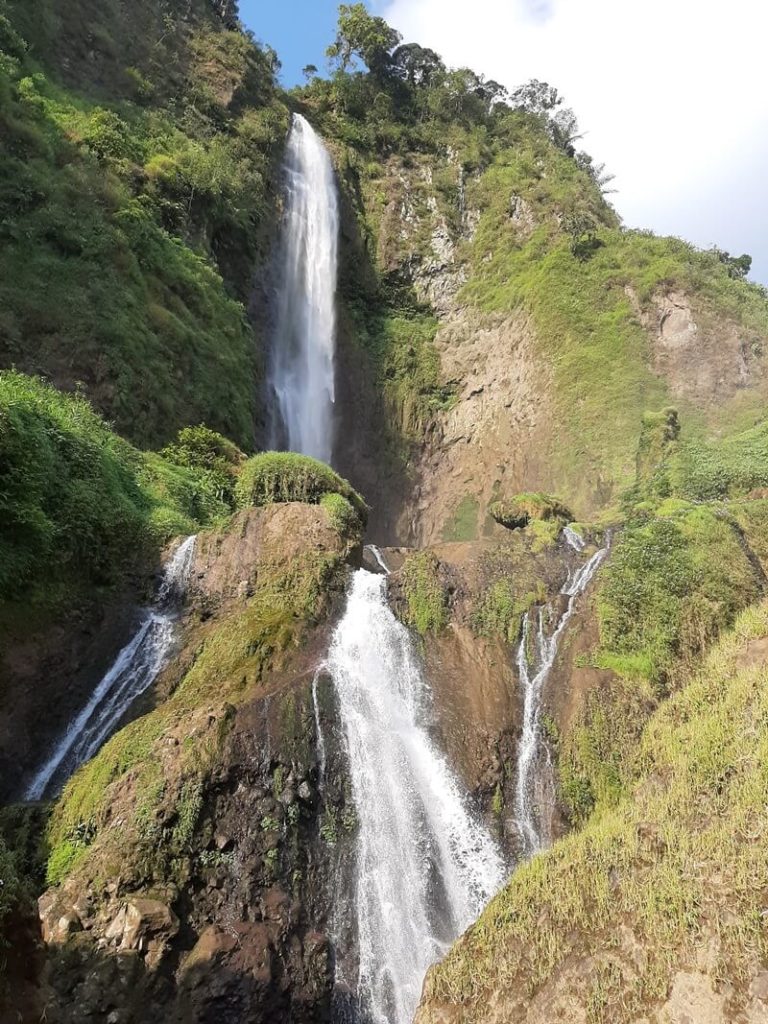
[240,0,768,284]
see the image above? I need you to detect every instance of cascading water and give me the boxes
[325,569,504,1024]
[514,532,609,855]
[269,113,339,463]
[24,536,196,801]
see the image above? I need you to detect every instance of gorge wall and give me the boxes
[3,2,768,1023]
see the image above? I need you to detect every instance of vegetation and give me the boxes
[45,500,359,886]
[400,551,448,635]
[0,372,229,606]
[490,493,573,530]
[0,0,289,445]
[423,600,768,1021]
[235,451,368,520]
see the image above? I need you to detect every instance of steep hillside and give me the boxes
[415,596,768,1024]
[0,0,287,446]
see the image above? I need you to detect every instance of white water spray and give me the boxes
[326,569,504,1024]
[514,536,609,855]
[24,536,196,801]
[270,113,339,463]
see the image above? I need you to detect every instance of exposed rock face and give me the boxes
[644,289,766,404]
[26,504,361,1024]
[410,310,558,547]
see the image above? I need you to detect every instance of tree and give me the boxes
[390,42,444,86]
[510,79,561,115]
[302,64,318,82]
[326,3,402,78]
[710,247,752,280]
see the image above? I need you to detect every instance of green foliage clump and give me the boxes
[401,551,448,635]
[597,508,760,688]
[0,372,227,605]
[471,580,541,643]
[490,492,572,530]
[320,491,362,538]
[161,425,244,507]
[665,421,768,501]
[235,452,368,521]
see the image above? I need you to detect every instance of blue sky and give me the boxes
[240,0,768,285]
[239,0,343,87]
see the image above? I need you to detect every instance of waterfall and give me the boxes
[269,113,339,464]
[24,536,196,801]
[326,569,504,1024]
[514,536,609,855]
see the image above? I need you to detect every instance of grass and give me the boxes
[442,495,480,542]
[401,551,448,635]
[423,600,768,1021]
[0,372,229,606]
[235,451,368,521]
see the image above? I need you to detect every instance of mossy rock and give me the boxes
[489,492,573,531]
[235,452,368,523]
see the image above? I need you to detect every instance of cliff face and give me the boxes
[2,3,768,1023]
[26,503,361,1024]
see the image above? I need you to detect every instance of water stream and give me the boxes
[269,112,339,463]
[325,569,504,1024]
[24,536,196,801]
[513,533,609,855]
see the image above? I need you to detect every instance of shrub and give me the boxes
[235,452,368,520]
[0,372,228,604]
[490,492,573,530]
[401,551,448,634]
[161,425,244,507]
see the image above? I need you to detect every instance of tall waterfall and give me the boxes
[24,536,196,801]
[326,569,504,1024]
[270,113,339,463]
[514,533,609,855]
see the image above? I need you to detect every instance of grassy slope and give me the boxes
[0,371,231,608]
[420,598,768,1022]
[0,0,288,447]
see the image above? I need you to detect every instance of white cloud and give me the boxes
[377,0,768,282]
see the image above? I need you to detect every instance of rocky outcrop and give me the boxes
[23,503,362,1024]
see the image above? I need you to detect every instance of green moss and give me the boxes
[471,580,542,643]
[235,452,368,521]
[321,491,363,538]
[442,495,479,542]
[401,551,448,635]
[490,492,572,530]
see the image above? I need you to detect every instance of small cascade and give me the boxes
[364,544,390,574]
[326,569,504,1024]
[24,536,196,801]
[514,534,609,855]
[269,113,339,463]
